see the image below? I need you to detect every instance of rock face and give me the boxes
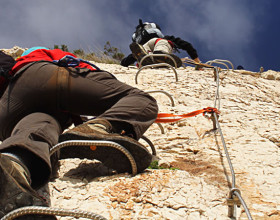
[49,63,279,220]
[2,47,280,219]
[0,46,26,58]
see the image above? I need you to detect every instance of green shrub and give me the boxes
[53,43,124,64]
[148,160,179,170]
[53,44,69,52]
[73,49,85,57]
[103,41,125,61]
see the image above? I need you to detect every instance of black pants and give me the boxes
[0,62,158,187]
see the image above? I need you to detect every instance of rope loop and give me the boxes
[155,107,220,123]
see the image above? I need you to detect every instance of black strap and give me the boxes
[0,66,13,80]
[139,19,144,28]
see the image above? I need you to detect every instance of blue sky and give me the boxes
[1,0,279,72]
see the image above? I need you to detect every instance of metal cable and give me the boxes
[50,140,137,175]
[1,206,107,220]
[234,191,253,220]
[214,67,221,110]
[213,112,236,187]
[212,64,253,219]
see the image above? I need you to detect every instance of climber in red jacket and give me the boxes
[0,47,158,219]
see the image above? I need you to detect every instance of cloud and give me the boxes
[0,0,139,52]
[0,0,274,70]
[148,0,270,69]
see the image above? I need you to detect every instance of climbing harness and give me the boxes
[53,55,101,71]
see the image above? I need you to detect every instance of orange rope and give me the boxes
[155,107,220,123]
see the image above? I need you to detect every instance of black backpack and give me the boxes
[0,51,16,97]
[132,19,164,45]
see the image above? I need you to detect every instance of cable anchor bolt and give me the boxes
[204,111,218,131]
[227,188,242,218]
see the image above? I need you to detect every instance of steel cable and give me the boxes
[212,65,253,219]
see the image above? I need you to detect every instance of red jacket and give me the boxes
[12,49,96,73]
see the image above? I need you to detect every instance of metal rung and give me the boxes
[1,206,108,220]
[141,135,157,156]
[146,90,175,107]
[135,54,179,84]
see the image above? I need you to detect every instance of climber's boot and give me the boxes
[59,118,152,174]
[0,153,56,219]
[130,42,154,66]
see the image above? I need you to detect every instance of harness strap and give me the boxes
[155,107,220,123]
[155,38,174,48]
[53,55,100,71]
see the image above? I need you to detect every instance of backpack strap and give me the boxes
[0,67,13,80]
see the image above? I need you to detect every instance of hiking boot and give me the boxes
[59,118,152,174]
[0,153,56,219]
[129,42,154,66]
[153,51,182,68]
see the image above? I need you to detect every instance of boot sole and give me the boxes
[129,43,153,66]
[0,154,56,219]
[59,131,152,174]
